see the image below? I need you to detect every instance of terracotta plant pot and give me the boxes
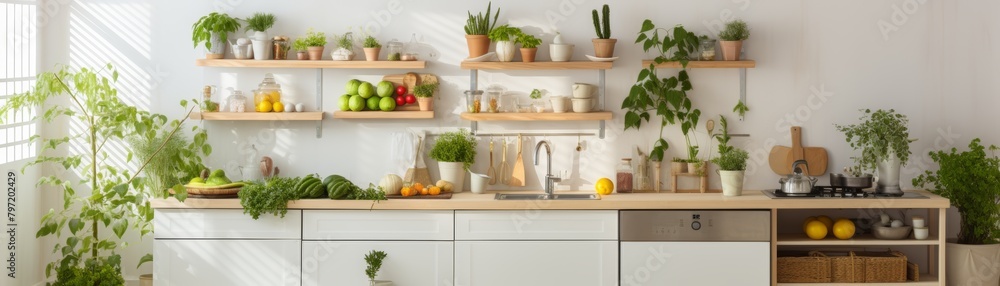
[417,97,433,111]
[592,38,617,58]
[307,46,325,60]
[363,47,381,61]
[520,47,537,63]
[720,40,743,61]
[296,51,308,60]
[465,35,490,58]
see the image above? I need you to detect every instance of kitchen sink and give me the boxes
[494,193,600,200]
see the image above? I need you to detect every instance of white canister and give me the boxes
[911,216,925,228]
[550,96,569,113]
[913,227,929,240]
[571,98,597,113]
[470,173,489,194]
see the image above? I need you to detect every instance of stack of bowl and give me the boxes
[571,83,598,113]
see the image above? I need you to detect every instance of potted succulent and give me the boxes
[331,32,355,61]
[299,28,327,60]
[488,25,521,62]
[292,37,309,60]
[413,83,438,111]
[718,19,750,61]
[712,148,749,196]
[515,31,541,62]
[591,4,617,58]
[913,138,1000,286]
[364,250,391,286]
[464,2,500,58]
[429,129,477,193]
[191,12,241,59]
[834,109,913,195]
[361,32,382,61]
[245,12,275,60]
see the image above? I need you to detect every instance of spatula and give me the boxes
[509,134,526,187]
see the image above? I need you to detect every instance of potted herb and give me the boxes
[718,19,750,61]
[192,12,241,59]
[712,148,749,196]
[913,138,1000,286]
[292,37,309,60]
[245,12,275,60]
[429,129,477,192]
[834,109,913,195]
[464,2,500,58]
[529,88,545,112]
[364,250,391,286]
[591,4,617,58]
[488,25,521,62]
[515,31,541,62]
[413,83,437,111]
[299,28,327,60]
[331,32,355,61]
[361,32,382,61]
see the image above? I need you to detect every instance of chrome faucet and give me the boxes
[534,141,561,196]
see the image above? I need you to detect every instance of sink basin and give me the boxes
[494,193,600,200]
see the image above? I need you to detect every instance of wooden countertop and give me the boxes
[151,190,950,210]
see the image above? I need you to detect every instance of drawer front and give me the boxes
[154,239,301,286]
[455,241,618,286]
[455,210,618,240]
[154,209,301,239]
[303,210,454,240]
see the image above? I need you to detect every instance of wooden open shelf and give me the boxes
[777,233,939,246]
[190,112,324,121]
[641,60,756,69]
[778,274,938,286]
[460,111,612,121]
[332,111,434,119]
[195,59,426,69]
[460,61,612,70]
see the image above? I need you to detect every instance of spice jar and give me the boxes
[253,73,282,111]
[386,39,403,61]
[225,87,247,112]
[485,85,505,113]
[272,36,289,60]
[616,158,634,193]
[700,38,717,61]
[464,90,483,113]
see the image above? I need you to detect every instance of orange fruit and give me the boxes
[428,186,441,196]
[419,187,429,196]
[400,187,413,197]
[805,220,829,240]
[413,182,424,191]
[595,178,614,195]
[832,218,856,240]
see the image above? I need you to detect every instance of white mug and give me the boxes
[550,96,569,113]
[572,83,597,98]
[572,98,597,113]
[913,227,929,240]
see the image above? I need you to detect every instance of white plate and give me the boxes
[586,55,619,62]
[464,52,497,62]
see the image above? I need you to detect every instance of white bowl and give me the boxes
[549,44,574,62]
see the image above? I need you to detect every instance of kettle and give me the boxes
[779,160,817,194]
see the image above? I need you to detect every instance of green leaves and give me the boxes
[68,218,84,234]
[428,129,478,170]
[137,254,154,269]
[192,12,242,50]
[834,109,912,172]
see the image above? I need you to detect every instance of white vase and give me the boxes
[718,170,745,196]
[206,32,226,57]
[438,161,467,193]
[945,242,1000,286]
[495,41,517,62]
[251,38,271,60]
[875,150,902,195]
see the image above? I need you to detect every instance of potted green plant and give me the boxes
[331,32,355,61]
[191,12,241,59]
[488,25,521,62]
[293,37,309,60]
[245,12,275,60]
[529,88,545,112]
[712,148,749,196]
[429,129,477,192]
[591,4,617,58]
[515,31,541,62]
[834,109,913,195]
[413,83,437,111]
[364,250,390,286]
[913,138,1000,286]
[718,19,750,61]
[299,28,327,60]
[464,2,500,58]
[361,32,382,61]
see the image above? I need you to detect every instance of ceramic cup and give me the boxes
[572,83,597,99]
[470,173,489,194]
[913,227,929,240]
[912,216,925,228]
[550,96,570,113]
[571,98,597,113]
[549,44,574,62]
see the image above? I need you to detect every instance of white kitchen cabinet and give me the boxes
[303,210,453,240]
[620,241,770,286]
[455,210,618,240]
[154,209,301,239]
[455,241,618,286]
[153,239,301,286]
[301,241,453,286]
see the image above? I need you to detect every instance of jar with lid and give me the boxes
[225,87,247,112]
[616,158,634,193]
[385,39,403,61]
[272,36,289,60]
[201,85,218,112]
[484,85,506,113]
[253,73,282,111]
[464,90,483,113]
[401,33,419,61]
[699,38,717,61]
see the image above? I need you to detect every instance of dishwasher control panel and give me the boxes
[620,210,770,241]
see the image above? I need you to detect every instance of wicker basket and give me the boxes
[777,251,832,283]
[858,251,908,282]
[906,261,920,282]
[826,251,865,283]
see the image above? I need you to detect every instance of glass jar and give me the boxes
[272,36,289,60]
[464,90,483,113]
[616,158,634,193]
[386,39,403,61]
[253,73,282,110]
[700,38,717,61]
[485,85,505,113]
[402,33,419,61]
[201,85,218,112]
[225,88,247,112]
[635,157,651,192]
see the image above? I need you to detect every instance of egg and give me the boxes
[295,103,305,112]
[890,219,904,228]
[284,102,295,112]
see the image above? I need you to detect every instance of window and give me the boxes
[0,0,37,164]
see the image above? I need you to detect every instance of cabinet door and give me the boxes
[455,210,618,240]
[303,210,453,240]
[301,241,453,286]
[620,242,770,286]
[455,241,618,286]
[154,209,301,239]
[154,239,300,286]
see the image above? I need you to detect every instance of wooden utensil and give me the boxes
[498,139,510,185]
[487,139,497,185]
[768,126,829,176]
[509,134,526,186]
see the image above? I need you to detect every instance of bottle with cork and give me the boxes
[201,85,218,112]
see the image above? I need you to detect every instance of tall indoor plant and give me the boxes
[191,12,241,59]
[718,19,749,61]
[429,129,477,193]
[835,109,913,195]
[245,12,276,60]
[488,25,520,62]
[515,31,541,63]
[913,138,1000,285]
[591,4,617,58]
[464,2,500,58]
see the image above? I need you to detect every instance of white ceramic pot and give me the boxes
[549,44,574,62]
[251,39,271,60]
[571,98,597,113]
[139,274,152,286]
[438,161,467,193]
[370,280,393,286]
[550,96,569,113]
[718,170,745,196]
[206,32,226,58]
[572,83,597,98]
[495,41,517,62]
[945,242,1000,286]
[470,173,489,194]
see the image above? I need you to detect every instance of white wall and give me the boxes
[29,0,1000,284]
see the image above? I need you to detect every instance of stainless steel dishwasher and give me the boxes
[620,210,771,286]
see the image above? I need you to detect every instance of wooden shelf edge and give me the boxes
[195,59,426,69]
[460,61,613,70]
[190,112,324,121]
[459,111,612,121]
[641,59,756,69]
[776,233,940,246]
[332,111,434,119]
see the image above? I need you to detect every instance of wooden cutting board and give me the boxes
[768,126,829,176]
[382,73,438,111]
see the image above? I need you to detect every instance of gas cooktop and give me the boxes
[762,186,928,199]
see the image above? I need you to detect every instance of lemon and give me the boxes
[832,218,856,240]
[257,100,273,112]
[595,178,614,195]
[815,215,834,232]
[272,101,285,112]
[805,220,828,240]
[802,216,817,233]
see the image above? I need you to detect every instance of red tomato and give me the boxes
[395,95,406,106]
[405,94,417,104]
[395,86,407,96]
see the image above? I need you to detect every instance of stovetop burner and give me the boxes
[763,186,928,199]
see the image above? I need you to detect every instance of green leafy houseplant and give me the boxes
[464,2,500,35]
[429,129,478,170]
[293,38,309,52]
[515,31,541,48]
[712,148,749,171]
[301,28,328,47]
[622,20,702,162]
[834,109,913,172]
[364,250,389,283]
[719,19,750,41]
[335,32,354,50]
[127,113,211,199]
[592,4,611,39]
[0,64,206,283]
[413,83,438,98]
[363,35,381,48]
[913,139,1000,245]
[529,89,543,100]
[191,12,241,51]
[488,25,521,42]
[244,12,275,33]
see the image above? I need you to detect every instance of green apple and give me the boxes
[366,96,381,111]
[338,94,351,111]
[358,81,375,98]
[379,96,396,111]
[345,79,361,95]
[348,95,365,111]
